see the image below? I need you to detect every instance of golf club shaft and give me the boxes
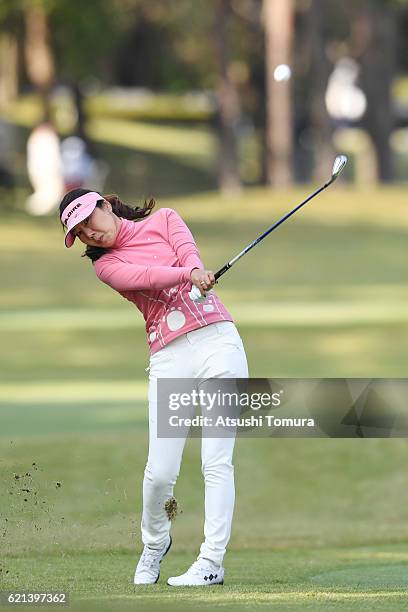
[214,177,333,281]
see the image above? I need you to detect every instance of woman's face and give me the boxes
[72,200,121,248]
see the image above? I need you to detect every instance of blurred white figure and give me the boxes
[61,135,109,193]
[325,57,367,122]
[26,122,64,215]
[61,135,94,190]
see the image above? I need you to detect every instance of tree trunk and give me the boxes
[213,0,242,195]
[0,33,19,111]
[23,3,55,120]
[307,0,335,182]
[263,0,294,187]
[351,2,396,182]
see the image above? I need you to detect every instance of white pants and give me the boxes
[142,321,249,566]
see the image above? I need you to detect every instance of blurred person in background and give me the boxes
[59,188,249,587]
[61,135,96,191]
[26,119,64,215]
[60,135,109,194]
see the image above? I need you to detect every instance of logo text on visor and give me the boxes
[64,202,82,225]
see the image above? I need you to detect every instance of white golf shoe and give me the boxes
[133,535,172,585]
[167,558,224,586]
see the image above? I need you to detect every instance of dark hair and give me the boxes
[59,188,156,262]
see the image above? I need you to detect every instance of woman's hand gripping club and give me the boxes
[188,268,216,303]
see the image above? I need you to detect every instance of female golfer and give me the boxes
[59,189,248,586]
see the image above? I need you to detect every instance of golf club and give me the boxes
[189,154,348,302]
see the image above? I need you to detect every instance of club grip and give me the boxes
[214,263,230,281]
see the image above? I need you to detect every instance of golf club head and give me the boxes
[331,154,348,181]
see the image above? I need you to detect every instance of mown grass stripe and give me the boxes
[0,380,147,404]
[1,302,408,331]
[78,590,408,602]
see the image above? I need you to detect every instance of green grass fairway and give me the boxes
[2,186,408,609]
[1,430,408,610]
[2,549,408,611]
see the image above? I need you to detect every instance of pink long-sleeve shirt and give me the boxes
[94,207,234,354]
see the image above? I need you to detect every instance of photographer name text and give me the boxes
[167,415,316,428]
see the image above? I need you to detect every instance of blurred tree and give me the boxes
[263,0,294,186]
[0,0,57,118]
[50,0,117,83]
[228,1,266,184]
[293,0,346,182]
[0,5,19,112]
[0,35,18,111]
[2,0,408,187]
[23,1,55,119]
[350,0,397,182]
[213,0,242,194]
[303,0,335,181]
[0,2,24,111]
[113,12,175,88]
[109,0,216,91]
